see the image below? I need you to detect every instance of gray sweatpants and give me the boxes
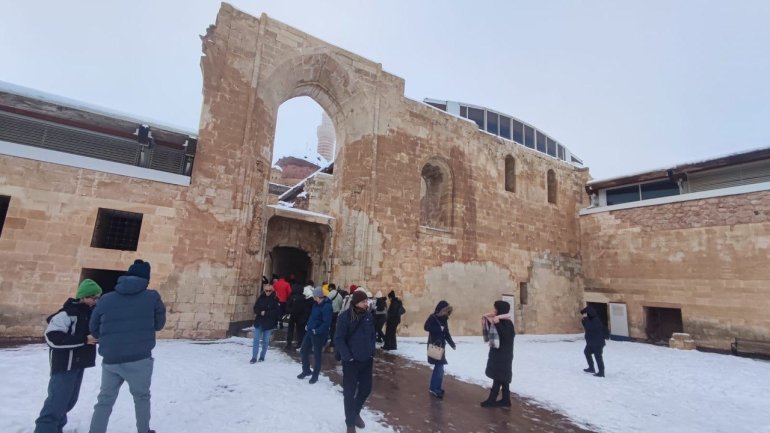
[88,357,154,433]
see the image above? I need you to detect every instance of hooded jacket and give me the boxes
[44,298,97,374]
[334,307,376,362]
[90,276,166,364]
[485,300,515,383]
[424,300,456,365]
[306,297,333,337]
[581,306,606,349]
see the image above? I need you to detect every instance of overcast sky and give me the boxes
[2,1,769,179]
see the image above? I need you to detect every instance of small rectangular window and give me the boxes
[546,137,557,157]
[0,195,10,237]
[523,125,535,148]
[486,111,499,135]
[427,102,447,111]
[460,106,467,118]
[519,282,528,305]
[499,116,511,140]
[536,131,547,153]
[511,119,524,144]
[641,179,679,200]
[467,107,485,129]
[606,185,640,206]
[91,208,143,251]
[557,145,565,160]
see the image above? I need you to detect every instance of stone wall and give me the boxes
[580,190,770,349]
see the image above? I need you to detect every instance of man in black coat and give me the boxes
[581,306,607,377]
[251,285,280,363]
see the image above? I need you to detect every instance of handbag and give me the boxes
[427,342,444,361]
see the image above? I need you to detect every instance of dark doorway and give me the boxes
[644,306,683,343]
[80,268,125,295]
[587,302,610,339]
[271,246,312,285]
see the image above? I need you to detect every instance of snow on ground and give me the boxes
[0,338,394,433]
[395,334,770,433]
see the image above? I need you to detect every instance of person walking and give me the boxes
[34,279,102,433]
[334,290,376,433]
[88,259,166,433]
[424,300,455,399]
[327,283,343,348]
[373,291,387,343]
[273,275,291,330]
[480,300,515,408]
[382,290,404,350]
[581,306,607,377]
[297,288,332,384]
[251,284,280,363]
[285,279,306,350]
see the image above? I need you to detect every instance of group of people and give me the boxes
[35,259,165,433]
[35,259,606,433]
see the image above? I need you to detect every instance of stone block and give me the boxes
[669,333,697,350]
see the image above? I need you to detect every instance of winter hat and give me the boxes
[375,290,383,298]
[75,279,103,299]
[303,286,314,299]
[388,290,396,299]
[494,300,510,315]
[126,259,151,280]
[349,284,358,292]
[312,287,324,298]
[350,290,368,307]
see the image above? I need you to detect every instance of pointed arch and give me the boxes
[420,158,453,229]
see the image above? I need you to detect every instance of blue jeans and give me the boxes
[252,327,273,360]
[429,363,444,392]
[34,368,85,433]
[300,332,328,378]
[89,358,153,433]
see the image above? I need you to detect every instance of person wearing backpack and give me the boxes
[34,279,102,433]
[334,290,376,433]
[382,290,405,350]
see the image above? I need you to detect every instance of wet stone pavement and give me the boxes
[269,330,594,433]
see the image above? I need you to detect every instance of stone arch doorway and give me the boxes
[268,246,312,284]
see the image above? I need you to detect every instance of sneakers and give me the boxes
[309,376,319,384]
[258,357,265,362]
[594,372,605,378]
[354,415,365,428]
[297,372,311,379]
[429,389,443,400]
[583,367,596,373]
[249,358,257,364]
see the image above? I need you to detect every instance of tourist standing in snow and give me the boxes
[581,306,607,377]
[297,288,332,384]
[424,300,455,399]
[335,290,376,433]
[285,279,309,349]
[273,275,291,330]
[250,285,280,363]
[34,279,102,433]
[327,283,343,347]
[480,300,515,408]
[88,259,166,433]
[382,290,404,350]
[373,291,387,343]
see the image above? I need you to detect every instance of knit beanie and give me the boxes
[350,290,368,307]
[75,279,103,299]
[126,259,151,280]
[312,287,324,298]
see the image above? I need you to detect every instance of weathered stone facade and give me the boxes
[581,190,770,350]
[0,4,588,339]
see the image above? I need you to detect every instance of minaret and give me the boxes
[316,112,335,161]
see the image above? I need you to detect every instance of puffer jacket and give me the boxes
[90,276,166,364]
[44,298,96,374]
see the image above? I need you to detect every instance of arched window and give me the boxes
[504,155,516,193]
[547,169,557,204]
[420,159,453,229]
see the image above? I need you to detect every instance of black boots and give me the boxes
[583,367,595,373]
[480,386,498,407]
[482,382,510,408]
[594,372,605,377]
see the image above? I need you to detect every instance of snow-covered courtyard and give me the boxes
[2,335,769,433]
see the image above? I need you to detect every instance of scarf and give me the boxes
[482,313,512,349]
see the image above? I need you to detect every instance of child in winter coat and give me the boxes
[34,279,102,433]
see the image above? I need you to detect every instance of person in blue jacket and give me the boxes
[424,300,456,399]
[88,259,166,433]
[34,279,102,433]
[581,306,607,377]
[297,287,332,384]
[334,290,376,433]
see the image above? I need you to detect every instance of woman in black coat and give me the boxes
[382,290,404,350]
[424,300,455,399]
[480,300,515,407]
[251,286,280,363]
